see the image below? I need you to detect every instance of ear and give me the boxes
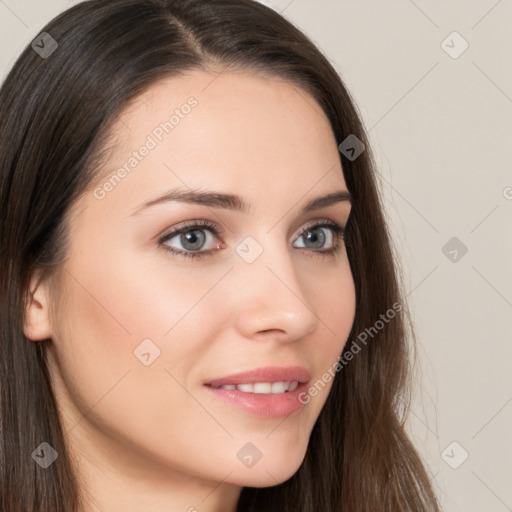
[23,269,53,341]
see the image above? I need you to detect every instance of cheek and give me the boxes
[303,265,356,402]
[310,260,356,345]
[60,243,217,346]
[336,274,356,346]
[332,272,357,366]
[50,247,227,414]
[49,250,218,465]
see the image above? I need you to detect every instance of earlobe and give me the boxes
[23,270,53,342]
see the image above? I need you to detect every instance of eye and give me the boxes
[157,219,346,260]
[292,221,346,258]
[158,220,222,260]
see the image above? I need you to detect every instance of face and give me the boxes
[32,69,356,499]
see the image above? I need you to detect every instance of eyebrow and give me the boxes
[128,187,352,217]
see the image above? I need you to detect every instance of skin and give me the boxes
[24,68,356,512]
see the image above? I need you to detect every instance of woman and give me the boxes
[0,0,441,510]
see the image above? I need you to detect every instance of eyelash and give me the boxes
[157,219,347,260]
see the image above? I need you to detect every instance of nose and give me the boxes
[232,241,319,343]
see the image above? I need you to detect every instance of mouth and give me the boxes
[205,380,301,394]
[203,378,311,418]
[203,365,311,391]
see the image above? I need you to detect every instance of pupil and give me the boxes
[305,228,325,248]
[181,230,205,250]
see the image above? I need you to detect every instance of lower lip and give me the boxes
[203,382,309,418]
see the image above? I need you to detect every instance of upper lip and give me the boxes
[204,366,311,387]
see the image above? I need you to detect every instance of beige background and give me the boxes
[1,1,511,510]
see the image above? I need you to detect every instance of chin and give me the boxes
[233,468,300,489]
[229,450,306,488]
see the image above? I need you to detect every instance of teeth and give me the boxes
[288,381,298,391]
[216,381,299,394]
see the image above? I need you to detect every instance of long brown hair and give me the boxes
[0,0,441,510]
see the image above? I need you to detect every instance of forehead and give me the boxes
[89,69,347,209]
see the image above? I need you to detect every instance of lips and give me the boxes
[204,365,311,388]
